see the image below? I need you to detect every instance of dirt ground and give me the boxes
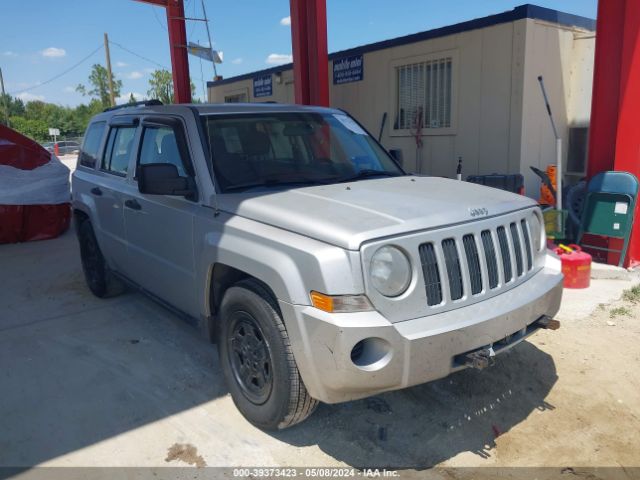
[1,227,639,477]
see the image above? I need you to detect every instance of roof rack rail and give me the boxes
[103,99,163,112]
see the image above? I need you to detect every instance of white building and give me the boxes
[207,4,595,197]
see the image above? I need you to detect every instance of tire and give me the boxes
[218,279,318,430]
[77,220,125,298]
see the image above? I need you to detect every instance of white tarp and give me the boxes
[0,155,71,205]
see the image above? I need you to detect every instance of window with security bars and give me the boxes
[395,57,453,130]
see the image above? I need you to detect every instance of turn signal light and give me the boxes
[310,291,373,313]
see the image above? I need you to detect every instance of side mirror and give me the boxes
[138,163,195,198]
[388,148,403,167]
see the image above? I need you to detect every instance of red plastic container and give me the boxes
[555,244,592,289]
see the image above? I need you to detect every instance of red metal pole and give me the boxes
[289,0,328,106]
[290,0,310,105]
[612,0,640,267]
[306,0,329,106]
[587,0,640,267]
[166,0,191,103]
[586,0,624,179]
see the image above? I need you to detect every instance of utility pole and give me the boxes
[0,67,9,127]
[104,33,116,107]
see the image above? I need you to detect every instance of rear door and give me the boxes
[122,115,198,317]
[91,116,139,273]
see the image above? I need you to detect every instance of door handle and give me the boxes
[90,187,103,196]
[124,199,142,211]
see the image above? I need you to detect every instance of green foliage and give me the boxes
[610,306,631,319]
[8,115,49,142]
[2,93,105,142]
[622,284,640,304]
[147,69,174,104]
[147,69,198,104]
[76,63,123,108]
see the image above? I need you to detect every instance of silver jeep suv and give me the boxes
[72,101,563,430]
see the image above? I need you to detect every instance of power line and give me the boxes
[109,40,168,70]
[8,44,103,95]
[109,39,206,84]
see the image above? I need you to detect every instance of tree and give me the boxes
[76,64,122,108]
[9,116,48,142]
[128,93,137,104]
[147,69,197,104]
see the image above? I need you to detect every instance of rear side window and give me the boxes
[79,122,106,168]
[102,126,136,176]
[138,126,187,177]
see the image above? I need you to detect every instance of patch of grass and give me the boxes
[622,284,640,304]
[610,306,632,318]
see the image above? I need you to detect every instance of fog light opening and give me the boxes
[350,337,393,371]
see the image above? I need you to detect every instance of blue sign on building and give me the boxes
[253,75,273,98]
[333,54,364,85]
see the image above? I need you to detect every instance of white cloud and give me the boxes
[280,16,291,26]
[266,53,292,65]
[125,71,144,80]
[116,92,147,105]
[41,47,66,58]
[143,67,156,73]
[63,86,76,93]
[115,61,128,68]
[17,92,45,102]
[3,51,18,57]
[231,57,243,65]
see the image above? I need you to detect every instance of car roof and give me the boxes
[90,102,344,123]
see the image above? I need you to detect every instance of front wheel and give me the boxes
[218,280,318,430]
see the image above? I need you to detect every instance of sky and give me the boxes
[0,0,597,107]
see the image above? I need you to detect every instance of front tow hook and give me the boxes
[538,315,561,330]
[464,347,496,370]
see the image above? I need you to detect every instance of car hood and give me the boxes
[217,176,538,250]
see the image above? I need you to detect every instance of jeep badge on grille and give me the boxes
[469,207,489,217]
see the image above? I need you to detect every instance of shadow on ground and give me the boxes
[0,228,556,470]
[273,341,557,469]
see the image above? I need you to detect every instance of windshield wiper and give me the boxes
[225,177,336,192]
[338,169,402,183]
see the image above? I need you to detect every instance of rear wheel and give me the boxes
[218,279,318,430]
[77,220,125,298]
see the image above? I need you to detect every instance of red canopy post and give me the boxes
[134,0,191,104]
[587,0,640,267]
[290,0,329,106]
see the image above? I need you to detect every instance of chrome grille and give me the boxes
[418,217,535,308]
[521,219,533,270]
[481,230,499,289]
[510,222,524,277]
[419,243,443,306]
[497,226,513,282]
[463,234,482,295]
[442,238,464,300]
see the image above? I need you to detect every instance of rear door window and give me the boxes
[79,122,106,168]
[102,126,137,176]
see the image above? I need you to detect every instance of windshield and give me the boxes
[201,111,404,192]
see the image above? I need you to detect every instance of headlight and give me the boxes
[530,210,545,252]
[370,246,412,297]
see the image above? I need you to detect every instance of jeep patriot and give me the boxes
[72,101,563,430]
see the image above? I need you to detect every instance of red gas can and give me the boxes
[555,244,591,289]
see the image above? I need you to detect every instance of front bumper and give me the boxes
[279,267,563,404]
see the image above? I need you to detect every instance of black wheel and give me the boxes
[77,220,125,298]
[218,279,318,430]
